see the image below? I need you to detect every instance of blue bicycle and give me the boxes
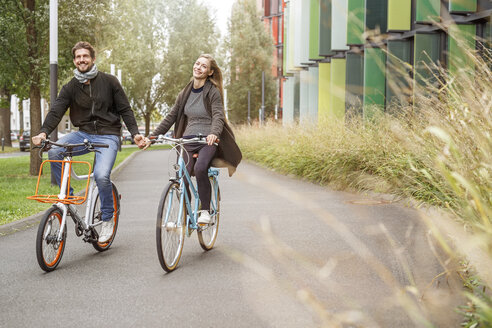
[153,135,220,272]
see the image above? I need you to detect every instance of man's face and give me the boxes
[73,48,95,73]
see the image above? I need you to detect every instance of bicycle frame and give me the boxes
[165,142,219,235]
[51,154,103,242]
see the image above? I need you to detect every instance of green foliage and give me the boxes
[97,0,169,135]
[226,0,276,124]
[458,262,492,328]
[160,0,219,110]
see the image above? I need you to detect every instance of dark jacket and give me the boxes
[40,72,140,137]
[152,80,242,176]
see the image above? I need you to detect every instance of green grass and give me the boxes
[0,145,21,153]
[0,146,156,226]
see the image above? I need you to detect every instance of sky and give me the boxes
[205,0,235,37]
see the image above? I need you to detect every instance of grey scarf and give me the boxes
[74,64,98,84]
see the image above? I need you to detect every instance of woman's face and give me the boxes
[193,57,213,81]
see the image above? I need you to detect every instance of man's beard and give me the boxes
[77,63,93,73]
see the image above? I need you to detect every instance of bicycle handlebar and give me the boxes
[34,139,109,151]
[150,135,218,146]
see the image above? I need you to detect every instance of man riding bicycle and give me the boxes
[32,41,146,243]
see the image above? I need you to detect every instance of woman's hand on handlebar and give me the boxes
[32,132,47,146]
[143,136,152,150]
[206,134,218,146]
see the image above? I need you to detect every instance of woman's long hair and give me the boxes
[199,54,224,106]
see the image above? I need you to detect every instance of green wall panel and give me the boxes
[448,24,476,76]
[294,72,300,120]
[319,0,334,56]
[449,0,477,13]
[414,33,441,86]
[318,63,332,120]
[387,0,411,31]
[347,0,365,45]
[415,0,440,23]
[363,47,386,118]
[330,58,347,121]
[365,0,388,33]
[484,20,492,54]
[386,40,412,109]
[309,0,323,60]
[345,52,364,116]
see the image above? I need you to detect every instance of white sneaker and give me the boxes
[98,220,114,243]
[197,210,211,225]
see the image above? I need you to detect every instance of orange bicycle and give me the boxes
[28,139,120,272]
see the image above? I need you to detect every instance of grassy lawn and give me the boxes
[0,145,20,153]
[0,146,167,226]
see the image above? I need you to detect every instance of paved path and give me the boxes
[0,148,463,327]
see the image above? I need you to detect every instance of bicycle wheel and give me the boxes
[198,177,220,251]
[36,207,67,272]
[92,183,120,252]
[156,181,186,272]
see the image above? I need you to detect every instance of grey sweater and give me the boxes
[183,86,212,136]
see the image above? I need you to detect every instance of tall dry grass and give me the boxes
[235,41,492,325]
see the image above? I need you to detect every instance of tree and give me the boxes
[98,0,169,136]
[0,0,29,146]
[160,0,219,114]
[0,0,110,174]
[226,0,276,124]
[100,0,219,136]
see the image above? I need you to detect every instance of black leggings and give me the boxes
[183,142,217,211]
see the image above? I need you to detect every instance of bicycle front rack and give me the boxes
[27,159,92,205]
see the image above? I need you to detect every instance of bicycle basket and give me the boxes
[27,159,92,205]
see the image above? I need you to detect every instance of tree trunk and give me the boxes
[29,85,42,175]
[0,88,12,147]
[24,0,42,175]
[145,112,151,136]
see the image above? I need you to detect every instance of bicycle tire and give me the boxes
[156,181,186,272]
[36,207,67,272]
[198,177,220,251]
[92,183,120,252]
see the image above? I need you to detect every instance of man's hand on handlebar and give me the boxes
[32,132,47,146]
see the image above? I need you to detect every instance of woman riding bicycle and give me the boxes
[144,54,241,225]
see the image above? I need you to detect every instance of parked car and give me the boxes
[19,131,30,151]
[121,130,134,144]
[10,132,18,141]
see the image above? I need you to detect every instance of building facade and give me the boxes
[279,0,492,124]
[259,0,286,120]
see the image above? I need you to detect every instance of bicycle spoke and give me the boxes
[157,182,185,272]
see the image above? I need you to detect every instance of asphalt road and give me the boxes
[0,148,463,327]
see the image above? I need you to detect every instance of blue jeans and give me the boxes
[48,131,120,222]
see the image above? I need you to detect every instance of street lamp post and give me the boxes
[49,0,58,185]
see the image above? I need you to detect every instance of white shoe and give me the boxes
[197,210,211,225]
[98,220,114,243]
